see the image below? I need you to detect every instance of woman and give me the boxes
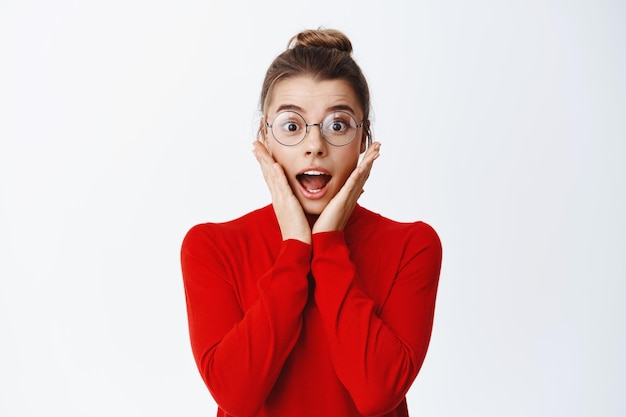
[181,28,442,417]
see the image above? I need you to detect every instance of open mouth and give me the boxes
[296,170,332,194]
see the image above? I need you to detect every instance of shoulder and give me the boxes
[352,206,441,247]
[347,206,442,292]
[349,206,442,267]
[181,205,278,254]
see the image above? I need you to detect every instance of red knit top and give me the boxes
[181,204,442,417]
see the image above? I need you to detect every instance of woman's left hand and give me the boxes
[312,142,381,234]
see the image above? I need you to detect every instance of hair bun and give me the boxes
[288,28,352,54]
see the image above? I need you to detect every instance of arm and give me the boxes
[311,224,442,416]
[181,226,311,417]
[178,141,313,415]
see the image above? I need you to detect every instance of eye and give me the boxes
[280,120,303,134]
[330,121,348,132]
[324,112,354,135]
[274,112,305,135]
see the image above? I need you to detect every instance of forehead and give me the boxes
[267,75,362,117]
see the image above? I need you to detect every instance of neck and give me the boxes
[306,213,319,228]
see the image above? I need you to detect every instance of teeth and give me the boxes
[297,170,330,194]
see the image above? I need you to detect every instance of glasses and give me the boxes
[266,111,364,147]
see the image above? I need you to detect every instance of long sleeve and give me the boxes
[311,222,442,416]
[181,223,311,417]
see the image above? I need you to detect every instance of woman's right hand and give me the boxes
[253,141,312,245]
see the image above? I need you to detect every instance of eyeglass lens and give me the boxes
[270,111,359,146]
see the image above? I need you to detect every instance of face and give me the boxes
[262,75,367,215]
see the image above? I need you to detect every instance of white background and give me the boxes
[1,0,624,416]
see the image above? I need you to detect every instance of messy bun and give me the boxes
[287,28,353,54]
[260,28,371,145]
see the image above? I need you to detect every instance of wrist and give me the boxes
[282,228,312,245]
[312,218,344,234]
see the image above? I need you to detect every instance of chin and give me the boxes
[300,199,329,216]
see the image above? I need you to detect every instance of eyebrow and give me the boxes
[275,104,304,113]
[326,104,357,115]
[274,104,358,116]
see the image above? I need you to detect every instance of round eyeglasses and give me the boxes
[266,111,364,147]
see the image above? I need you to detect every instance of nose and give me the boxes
[304,123,327,157]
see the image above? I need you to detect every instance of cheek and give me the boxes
[333,147,361,179]
[268,145,296,173]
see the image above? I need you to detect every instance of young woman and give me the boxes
[181,28,442,417]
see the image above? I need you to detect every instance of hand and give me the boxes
[312,142,381,234]
[252,141,312,244]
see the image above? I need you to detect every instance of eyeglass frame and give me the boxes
[265,110,366,147]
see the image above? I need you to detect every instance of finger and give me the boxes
[253,142,278,187]
[352,141,381,182]
[359,141,381,170]
[339,142,381,199]
[253,142,280,182]
[252,142,296,202]
[252,141,273,165]
[336,167,368,203]
[269,162,291,190]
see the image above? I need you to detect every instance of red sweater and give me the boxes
[181,205,442,417]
